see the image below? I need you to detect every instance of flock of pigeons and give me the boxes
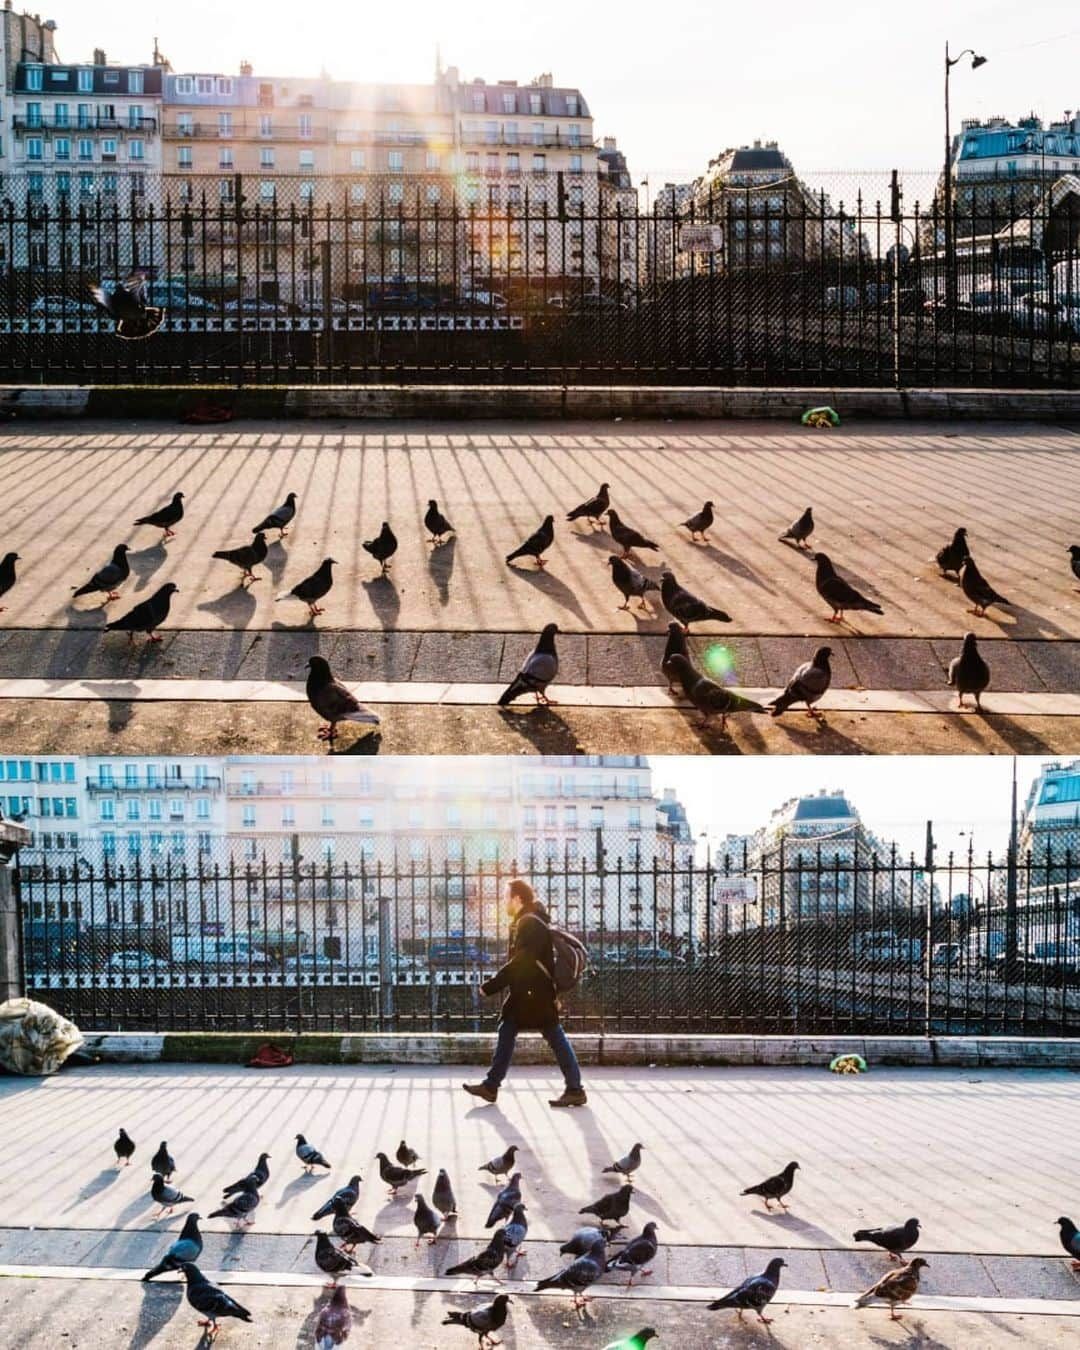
[109,1124,1080,1343]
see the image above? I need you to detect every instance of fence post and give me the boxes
[0,820,33,1003]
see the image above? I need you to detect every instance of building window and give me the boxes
[472,92,485,112]
[259,147,274,167]
[177,147,192,169]
[259,180,275,200]
[532,153,546,172]
[426,184,440,203]
[566,95,579,116]
[216,77,233,95]
[242,805,255,827]
[103,70,119,85]
[569,153,582,173]
[129,139,143,161]
[101,138,118,161]
[77,69,93,92]
[26,138,44,161]
[196,798,210,820]
[175,76,193,95]
[78,138,94,160]
[219,179,233,201]
[148,799,162,821]
[128,105,142,129]
[299,149,315,169]
[425,150,439,171]
[219,146,234,168]
[258,113,272,137]
[350,149,365,169]
[388,182,403,203]
[54,103,70,127]
[568,124,582,148]
[530,93,542,114]
[388,150,404,172]
[26,101,43,128]
[196,76,213,95]
[27,67,44,91]
[300,180,315,200]
[282,804,295,825]
[321,805,334,826]
[218,112,232,136]
[169,798,183,819]
[129,70,144,94]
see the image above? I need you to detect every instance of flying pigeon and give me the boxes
[142,1213,203,1281]
[133,491,184,540]
[314,1283,352,1348]
[779,507,814,549]
[363,522,398,573]
[608,555,659,611]
[604,1221,658,1287]
[296,1133,332,1172]
[661,622,689,694]
[606,509,660,558]
[424,500,455,544]
[179,1262,252,1335]
[312,1175,363,1221]
[668,653,765,731]
[535,1237,607,1308]
[960,557,1010,617]
[222,1153,271,1197]
[151,1173,194,1217]
[660,570,731,631]
[277,558,336,618]
[442,1292,511,1348]
[768,646,833,719]
[208,1184,260,1229]
[681,500,715,541]
[444,1227,509,1282]
[151,1142,176,1180]
[306,656,380,743]
[1056,1216,1080,1268]
[602,1330,658,1350]
[212,531,268,586]
[0,551,18,610]
[567,482,610,527]
[602,1143,644,1181]
[90,274,165,339]
[478,1145,518,1178]
[814,553,883,622]
[503,1203,528,1269]
[936,526,969,578]
[413,1192,441,1246]
[854,1257,928,1319]
[853,1218,921,1261]
[73,544,130,603]
[375,1151,426,1196]
[331,1200,381,1252]
[560,1226,608,1257]
[485,1173,522,1228]
[740,1160,799,1210]
[252,492,297,538]
[114,1128,135,1166]
[1070,546,1080,589]
[947,632,990,710]
[506,515,554,568]
[579,1183,632,1228]
[498,623,558,706]
[105,582,178,645]
[709,1257,786,1324]
[314,1230,372,1285]
[433,1168,458,1219]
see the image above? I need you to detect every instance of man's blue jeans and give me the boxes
[484,1018,582,1092]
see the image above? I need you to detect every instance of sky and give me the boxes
[37,0,1080,200]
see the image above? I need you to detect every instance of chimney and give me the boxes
[93,47,106,66]
[239,60,253,76]
[603,136,616,150]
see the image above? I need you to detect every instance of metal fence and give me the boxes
[16,831,1080,1036]
[1,171,1078,386]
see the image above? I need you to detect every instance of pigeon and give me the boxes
[503,1203,528,1269]
[133,490,184,540]
[405,1192,438,1247]
[604,1221,658,1286]
[296,1133,332,1172]
[668,653,766,731]
[179,1262,252,1335]
[768,645,833,719]
[854,1218,921,1261]
[1070,546,1080,589]
[478,1145,518,1178]
[560,1226,609,1257]
[105,582,178,646]
[709,1257,786,1324]
[740,1160,799,1210]
[506,515,554,568]
[433,1168,458,1219]
[1056,1216,1080,1267]
[0,551,17,609]
[960,557,1010,617]
[306,656,380,743]
[660,622,689,694]
[608,555,659,611]
[312,1175,363,1221]
[151,1141,176,1180]
[363,522,398,573]
[947,632,990,711]
[814,553,883,622]
[442,1292,512,1348]
[375,1151,426,1195]
[277,558,336,618]
[314,1283,352,1348]
[314,1230,371,1285]
[854,1257,928,1319]
[579,1183,632,1228]
[498,623,558,706]
[142,1213,204,1281]
[602,1143,644,1181]
[485,1173,522,1228]
[73,544,130,603]
[222,1153,271,1197]
[208,1184,260,1229]
[444,1227,509,1282]
[936,526,969,578]
[681,500,715,541]
[114,1128,135,1166]
[151,1173,194,1217]
[331,1201,381,1251]
[602,1331,658,1350]
[779,507,814,549]
[606,509,660,558]
[660,570,731,631]
[535,1236,607,1308]
[396,1140,420,1167]
[252,491,297,537]
[212,531,268,586]
[424,500,455,543]
[566,483,611,530]
[90,273,165,339]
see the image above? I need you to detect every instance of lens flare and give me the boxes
[702,643,736,684]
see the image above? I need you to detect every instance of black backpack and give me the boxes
[545,927,590,993]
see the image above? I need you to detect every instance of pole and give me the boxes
[1005,757,1019,972]
[0,820,33,1003]
[943,43,954,312]
[320,238,333,380]
[923,820,935,1036]
[891,169,902,389]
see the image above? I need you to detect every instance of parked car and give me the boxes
[460,289,508,310]
[824,285,861,312]
[221,298,291,317]
[30,295,99,317]
[1028,290,1080,339]
[930,942,962,969]
[620,945,685,966]
[428,940,487,966]
[105,949,170,974]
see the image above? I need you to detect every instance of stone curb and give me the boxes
[2,385,1080,421]
[77,1031,1080,1069]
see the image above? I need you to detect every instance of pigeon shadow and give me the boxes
[698,542,775,592]
[196,585,258,629]
[127,544,168,594]
[570,529,616,554]
[276,1172,324,1209]
[980,714,1056,754]
[769,716,870,755]
[263,540,290,585]
[506,566,590,626]
[754,1210,841,1246]
[497,707,585,755]
[293,1291,372,1349]
[67,1166,122,1209]
[427,535,457,607]
[126,1280,183,1350]
[114,1189,167,1227]
[329,730,382,757]
[362,575,401,630]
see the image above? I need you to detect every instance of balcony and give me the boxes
[14,115,158,134]
[461,133,596,150]
[87,776,223,794]
[335,130,436,147]
[164,122,328,141]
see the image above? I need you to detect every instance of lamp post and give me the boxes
[943,43,987,309]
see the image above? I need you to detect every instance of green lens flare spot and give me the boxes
[702,643,736,684]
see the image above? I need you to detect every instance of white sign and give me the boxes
[712,876,757,905]
[680,224,725,254]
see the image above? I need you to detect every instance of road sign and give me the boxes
[680,224,725,254]
[712,876,757,905]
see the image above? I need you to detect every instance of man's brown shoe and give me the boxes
[549,1088,588,1108]
[463,1082,498,1104]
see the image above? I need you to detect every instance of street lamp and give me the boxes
[943,43,988,309]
